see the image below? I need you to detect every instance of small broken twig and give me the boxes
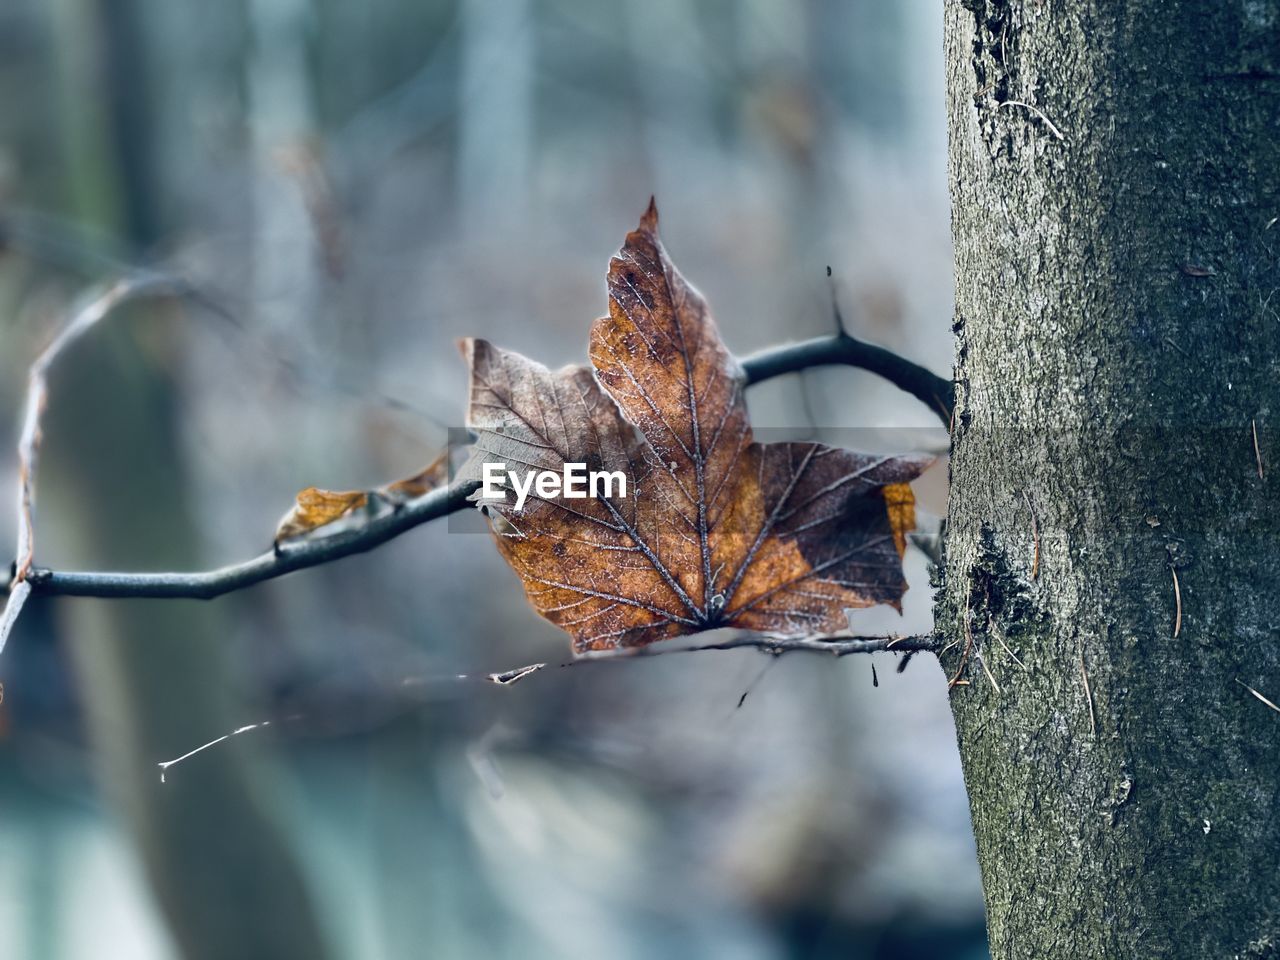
[487,662,545,685]
[1252,419,1264,480]
[978,652,1002,695]
[1,275,191,657]
[14,275,187,584]
[997,99,1066,141]
[1171,566,1183,638]
[485,634,940,694]
[1236,678,1280,715]
[1079,648,1097,735]
[575,631,941,661]
[153,634,940,778]
[0,581,31,659]
[158,721,273,783]
[948,599,976,689]
[994,632,1027,669]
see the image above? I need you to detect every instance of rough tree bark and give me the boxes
[941,2,1280,957]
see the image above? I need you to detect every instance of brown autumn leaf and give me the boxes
[460,201,930,653]
[378,451,450,505]
[275,488,368,543]
[275,454,449,544]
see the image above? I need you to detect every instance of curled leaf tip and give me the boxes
[458,336,480,362]
[641,196,659,232]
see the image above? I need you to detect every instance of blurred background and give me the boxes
[0,0,980,957]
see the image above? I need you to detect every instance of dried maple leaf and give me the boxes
[461,201,930,653]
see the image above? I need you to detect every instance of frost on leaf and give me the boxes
[460,200,930,654]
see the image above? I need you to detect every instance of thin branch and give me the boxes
[23,481,476,599]
[488,662,547,685]
[1,270,951,679]
[10,332,950,605]
[977,652,1002,695]
[574,631,940,660]
[488,631,940,682]
[14,276,190,583]
[993,632,1026,669]
[158,721,274,783]
[948,597,975,689]
[741,332,954,424]
[1079,647,1097,735]
[997,99,1067,141]
[0,580,30,658]
[156,632,940,780]
[1252,418,1264,480]
[1236,678,1280,715]
[2,276,198,652]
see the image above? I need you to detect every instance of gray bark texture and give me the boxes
[941,2,1280,958]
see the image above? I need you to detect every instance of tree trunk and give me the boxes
[941,2,1280,957]
[42,0,331,955]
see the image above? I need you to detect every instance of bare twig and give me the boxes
[488,662,546,685]
[994,632,1026,669]
[948,599,975,689]
[14,276,189,583]
[1,276,192,654]
[1079,648,1097,735]
[826,265,847,337]
[1236,678,1280,715]
[9,330,950,606]
[485,631,939,681]
[155,631,941,780]
[0,581,30,658]
[1252,419,1264,479]
[978,652,1002,695]
[1171,566,1183,638]
[0,269,952,665]
[573,631,940,660]
[740,332,954,424]
[997,99,1067,141]
[22,481,476,599]
[158,720,274,783]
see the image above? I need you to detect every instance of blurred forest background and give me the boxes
[0,0,980,957]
